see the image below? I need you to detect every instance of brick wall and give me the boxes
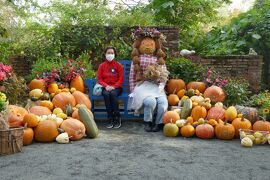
[9,55,31,77]
[189,55,263,93]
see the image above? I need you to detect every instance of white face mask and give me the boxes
[106,54,115,61]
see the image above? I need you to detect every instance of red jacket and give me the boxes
[97,60,124,88]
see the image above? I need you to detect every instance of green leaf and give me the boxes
[252,34,261,40]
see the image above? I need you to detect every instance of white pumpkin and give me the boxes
[56,133,69,144]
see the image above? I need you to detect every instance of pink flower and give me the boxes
[0,72,7,81]
[2,65,12,73]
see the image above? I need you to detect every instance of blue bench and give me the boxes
[84,60,143,119]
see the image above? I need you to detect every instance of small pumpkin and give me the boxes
[29,89,43,101]
[176,89,186,99]
[28,78,46,92]
[60,118,86,141]
[23,127,34,146]
[166,79,186,94]
[72,109,79,119]
[225,106,238,122]
[163,122,179,137]
[23,113,39,128]
[191,106,207,122]
[204,85,225,103]
[72,91,91,109]
[232,117,252,138]
[195,123,214,139]
[163,111,180,124]
[29,106,51,116]
[208,119,218,127]
[34,120,59,142]
[167,94,180,106]
[215,121,235,140]
[70,75,85,93]
[48,83,59,94]
[52,92,76,111]
[180,124,195,137]
[252,119,270,132]
[187,81,206,93]
[206,106,225,121]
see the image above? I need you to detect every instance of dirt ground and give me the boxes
[1,120,270,180]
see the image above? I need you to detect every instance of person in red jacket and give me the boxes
[97,46,124,128]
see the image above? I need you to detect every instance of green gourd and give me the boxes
[78,107,99,138]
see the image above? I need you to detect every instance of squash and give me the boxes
[204,85,225,103]
[23,113,39,128]
[225,106,238,122]
[48,83,59,94]
[167,94,180,106]
[72,91,91,109]
[180,124,195,137]
[235,105,259,124]
[206,106,225,121]
[241,137,253,147]
[29,89,43,101]
[70,75,85,93]
[78,107,99,138]
[23,127,34,146]
[40,100,54,110]
[176,89,186,99]
[195,123,214,139]
[191,106,207,122]
[34,120,59,142]
[208,119,218,127]
[163,111,180,124]
[215,121,235,140]
[180,99,192,119]
[29,106,51,116]
[28,78,46,92]
[163,122,179,137]
[175,119,187,128]
[8,105,28,128]
[232,117,252,138]
[187,81,206,93]
[253,119,270,132]
[56,133,69,144]
[166,79,185,94]
[60,118,86,141]
[52,92,76,111]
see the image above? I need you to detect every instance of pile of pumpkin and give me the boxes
[7,77,98,145]
[163,79,270,147]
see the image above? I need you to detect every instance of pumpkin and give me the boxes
[52,92,76,111]
[23,113,39,128]
[186,116,194,124]
[40,100,54,110]
[167,94,180,106]
[232,117,252,138]
[204,85,225,103]
[215,121,235,140]
[23,127,34,146]
[163,111,180,124]
[252,119,270,132]
[206,106,225,121]
[195,123,214,139]
[78,107,99,138]
[215,102,224,108]
[190,95,205,103]
[60,118,86,141]
[72,109,79,119]
[177,89,186,99]
[180,124,195,137]
[166,79,186,94]
[8,105,28,128]
[191,106,207,122]
[163,123,179,137]
[225,106,238,122]
[29,106,51,116]
[187,81,206,93]
[28,78,46,92]
[56,133,69,144]
[29,89,43,101]
[180,99,192,119]
[70,75,85,93]
[72,91,91,109]
[235,105,259,124]
[34,120,59,142]
[48,83,59,94]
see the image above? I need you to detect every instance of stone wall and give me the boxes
[189,55,263,92]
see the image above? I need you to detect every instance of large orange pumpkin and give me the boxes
[232,117,252,138]
[60,118,86,141]
[252,119,270,132]
[204,85,225,103]
[52,92,76,111]
[163,111,180,124]
[206,106,225,121]
[70,76,85,93]
[8,105,28,128]
[187,81,206,93]
[191,106,207,121]
[28,78,46,92]
[215,121,235,140]
[29,106,51,116]
[180,124,195,137]
[167,94,180,106]
[23,128,34,146]
[34,120,59,142]
[72,91,91,109]
[166,79,186,94]
[195,123,214,139]
[23,113,39,128]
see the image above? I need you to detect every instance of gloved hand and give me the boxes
[158,83,165,93]
[129,93,134,98]
[105,85,114,91]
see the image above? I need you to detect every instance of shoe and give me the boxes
[152,124,163,132]
[113,114,122,129]
[106,118,114,129]
[144,122,152,132]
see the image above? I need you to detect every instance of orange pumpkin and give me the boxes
[252,119,270,132]
[180,124,195,137]
[29,106,51,116]
[166,79,186,94]
[204,85,225,103]
[187,81,206,93]
[191,106,207,122]
[163,111,180,124]
[52,92,76,111]
[206,106,225,121]
[186,116,194,124]
[72,109,79,119]
[176,89,186,98]
[34,120,59,142]
[23,113,39,128]
[28,78,46,92]
[60,118,86,141]
[23,127,34,146]
[8,105,28,128]
[196,123,214,139]
[48,83,59,94]
[232,117,252,138]
[70,76,85,93]
[167,94,180,106]
[72,91,91,109]
[215,121,235,140]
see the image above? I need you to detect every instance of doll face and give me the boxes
[139,37,156,55]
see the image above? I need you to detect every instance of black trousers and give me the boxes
[102,87,122,118]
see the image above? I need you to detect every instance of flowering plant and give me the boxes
[0,63,13,85]
[132,27,162,40]
[0,92,8,112]
[203,68,228,88]
[249,91,270,120]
